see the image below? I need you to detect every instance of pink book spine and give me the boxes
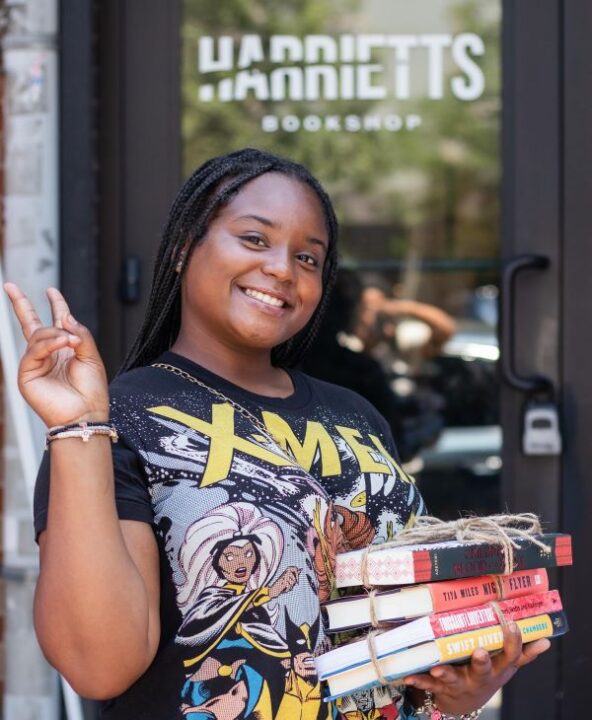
[429,590,562,638]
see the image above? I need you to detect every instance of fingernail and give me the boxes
[508,622,518,633]
[68,334,79,342]
[431,668,444,678]
[68,314,77,325]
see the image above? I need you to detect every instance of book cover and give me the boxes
[317,589,561,679]
[322,568,549,632]
[322,610,569,699]
[335,533,572,588]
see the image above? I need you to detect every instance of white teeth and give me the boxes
[244,288,285,308]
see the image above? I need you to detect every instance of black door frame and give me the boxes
[500,0,562,716]
[61,1,591,716]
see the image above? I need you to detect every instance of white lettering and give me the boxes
[305,65,339,100]
[407,114,422,129]
[237,35,265,69]
[303,115,322,132]
[261,115,279,132]
[451,33,485,100]
[234,70,269,100]
[345,114,361,132]
[269,35,303,63]
[420,34,452,99]
[340,65,355,99]
[218,78,233,102]
[270,67,303,101]
[340,34,356,62]
[357,64,386,100]
[325,115,341,131]
[363,114,382,131]
[305,35,338,63]
[357,34,387,62]
[383,114,403,131]
[388,36,418,99]
[282,115,300,132]
[198,36,233,73]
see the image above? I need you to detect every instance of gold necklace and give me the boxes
[151,362,297,463]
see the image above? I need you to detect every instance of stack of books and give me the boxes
[316,531,572,699]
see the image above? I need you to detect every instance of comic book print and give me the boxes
[108,375,424,720]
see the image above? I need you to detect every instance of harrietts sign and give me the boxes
[195,33,486,133]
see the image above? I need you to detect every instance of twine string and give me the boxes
[360,513,550,587]
[366,630,389,686]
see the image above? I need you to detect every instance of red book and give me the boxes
[316,590,563,681]
[322,568,549,632]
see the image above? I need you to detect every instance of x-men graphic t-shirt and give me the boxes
[34,351,425,720]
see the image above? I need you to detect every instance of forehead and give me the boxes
[221,172,326,225]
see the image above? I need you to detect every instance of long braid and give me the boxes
[120,148,339,373]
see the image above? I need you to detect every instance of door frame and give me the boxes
[61,0,587,716]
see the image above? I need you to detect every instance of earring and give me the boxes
[175,254,185,273]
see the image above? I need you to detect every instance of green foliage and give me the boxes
[181,0,501,273]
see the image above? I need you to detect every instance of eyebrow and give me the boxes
[234,214,329,252]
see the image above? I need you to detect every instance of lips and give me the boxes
[241,286,291,309]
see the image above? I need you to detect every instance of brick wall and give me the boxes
[0,52,7,704]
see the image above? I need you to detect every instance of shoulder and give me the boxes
[295,370,390,431]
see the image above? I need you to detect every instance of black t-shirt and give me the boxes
[35,351,425,720]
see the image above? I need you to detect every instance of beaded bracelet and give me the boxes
[46,421,119,448]
[415,691,484,720]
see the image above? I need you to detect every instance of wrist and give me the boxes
[413,691,484,719]
[50,410,110,426]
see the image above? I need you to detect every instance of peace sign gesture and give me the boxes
[4,283,110,427]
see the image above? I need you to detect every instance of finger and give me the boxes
[27,334,80,363]
[46,287,71,329]
[4,282,44,339]
[402,672,439,692]
[61,313,102,363]
[515,639,551,668]
[468,648,493,677]
[429,664,462,686]
[501,622,522,664]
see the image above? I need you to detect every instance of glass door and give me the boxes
[181,0,502,518]
[181,2,502,717]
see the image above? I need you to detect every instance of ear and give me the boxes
[175,242,190,274]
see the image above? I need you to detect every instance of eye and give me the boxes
[241,234,267,247]
[224,553,234,561]
[297,252,320,267]
[245,550,253,558]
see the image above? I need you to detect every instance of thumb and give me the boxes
[62,313,103,364]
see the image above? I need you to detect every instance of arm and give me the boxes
[5,283,160,699]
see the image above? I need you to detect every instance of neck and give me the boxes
[170,330,294,398]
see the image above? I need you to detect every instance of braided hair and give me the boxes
[120,148,339,372]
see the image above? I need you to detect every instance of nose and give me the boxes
[261,247,295,283]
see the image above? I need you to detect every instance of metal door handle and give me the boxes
[500,254,553,393]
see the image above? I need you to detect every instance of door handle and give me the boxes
[500,254,553,393]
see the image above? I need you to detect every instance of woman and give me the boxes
[5,148,548,719]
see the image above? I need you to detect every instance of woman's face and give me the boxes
[179,173,328,357]
[217,541,258,583]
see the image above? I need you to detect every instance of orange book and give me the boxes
[322,568,549,632]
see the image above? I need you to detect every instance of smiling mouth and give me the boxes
[242,288,288,309]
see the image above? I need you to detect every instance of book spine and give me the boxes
[334,534,572,587]
[435,611,567,663]
[429,590,562,637]
[429,569,549,613]
[413,534,571,583]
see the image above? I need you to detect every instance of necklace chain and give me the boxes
[151,362,296,463]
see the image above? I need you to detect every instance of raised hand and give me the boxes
[403,623,551,716]
[4,283,110,427]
